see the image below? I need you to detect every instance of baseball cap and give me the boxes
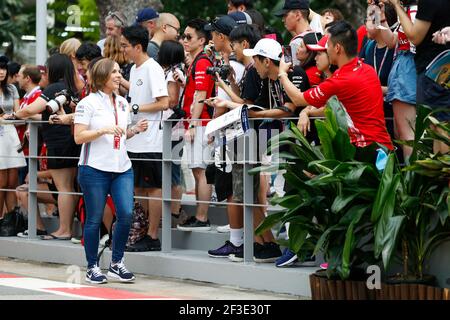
[243,38,282,61]
[303,32,323,49]
[306,34,329,51]
[135,8,159,24]
[274,0,310,17]
[228,11,253,25]
[204,15,238,36]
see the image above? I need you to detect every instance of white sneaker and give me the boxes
[216,224,230,233]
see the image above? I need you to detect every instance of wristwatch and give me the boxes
[131,104,139,115]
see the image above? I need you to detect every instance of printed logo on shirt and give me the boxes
[136,79,143,86]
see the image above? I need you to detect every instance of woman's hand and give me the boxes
[215,72,228,90]
[173,68,186,87]
[49,114,73,125]
[432,27,450,44]
[101,125,125,136]
[279,57,292,75]
[297,109,311,136]
[184,126,195,142]
[133,119,148,134]
[208,97,229,109]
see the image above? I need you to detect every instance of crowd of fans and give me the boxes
[0,0,449,283]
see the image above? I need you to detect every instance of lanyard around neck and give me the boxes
[373,45,388,77]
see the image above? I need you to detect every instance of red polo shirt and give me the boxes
[182,53,215,128]
[18,86,42,156]
[303,57,393,150]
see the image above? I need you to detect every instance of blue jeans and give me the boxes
[78,165,134,267]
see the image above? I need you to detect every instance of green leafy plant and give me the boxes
[252,97,386,280]
[373,106,450,281]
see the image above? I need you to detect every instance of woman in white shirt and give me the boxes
[74,58,148,284]
[0,55,26,217]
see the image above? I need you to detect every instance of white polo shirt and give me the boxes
[127,57,168,153]
[74,91,132,173]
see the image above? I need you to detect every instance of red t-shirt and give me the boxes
[357,25,368,55]
[397,5,417,52]
[18,86,42,156]
[182,53,215,128]
[303,58,393,150]
[305,65,322,87]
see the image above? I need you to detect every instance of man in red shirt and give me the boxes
[178,19,216,231]
[16,65,43,184]
[279,20,393,151]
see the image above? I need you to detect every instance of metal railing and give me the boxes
[0,114,395,263]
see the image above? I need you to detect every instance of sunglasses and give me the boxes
[166,23,180,33]
[107,11,126,27]
[181,34,194,41]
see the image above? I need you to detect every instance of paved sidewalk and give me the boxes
[0,257,304,300]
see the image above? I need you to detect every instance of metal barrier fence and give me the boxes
[0,115,394,263]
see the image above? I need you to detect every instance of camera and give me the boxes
[46,89,79,114]
[206,65,231,81]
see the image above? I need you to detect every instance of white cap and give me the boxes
[243,38,282,61]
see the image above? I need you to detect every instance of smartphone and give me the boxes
[283,45,293,64]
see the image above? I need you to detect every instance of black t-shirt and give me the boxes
[40,81,76,147]
[415,0,450,73]
[360,40,395,86]
[241,66,262,103]
[254,66,310,110]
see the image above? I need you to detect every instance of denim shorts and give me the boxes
[386,51,417,105]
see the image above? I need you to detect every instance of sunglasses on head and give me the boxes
[107,11,125,27]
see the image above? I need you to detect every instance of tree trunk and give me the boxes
[95,0,164,36]
[334,0,366,27]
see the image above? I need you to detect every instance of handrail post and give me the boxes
[27,121,38,239]
[243,121,256,263]
[161,120,172,252]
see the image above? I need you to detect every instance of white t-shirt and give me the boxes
[162,69,184,141]
[74,91,132,173]
[126,58,168,153]
[215,60,245,173]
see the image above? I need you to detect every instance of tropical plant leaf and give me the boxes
[342,222,356,280]
[288,223,309,253]
[254,211,287,235]
[333,128,356,161]
[371,154,397,222]
[315,120,336,159]
[381,216,406,269]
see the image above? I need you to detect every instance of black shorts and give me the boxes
[214,168,233,202]
[128,152,162,189]
[417,72,450,122]
[46,143,80,169]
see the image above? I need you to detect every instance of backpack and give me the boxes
[0,207,26,237]
[96,201,149,260]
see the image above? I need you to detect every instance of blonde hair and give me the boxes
[90,58,116,93]
[103,36,128,66]
[59,38,82,58]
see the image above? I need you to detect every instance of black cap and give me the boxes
[274,0,310,17]
[204,15,238,36]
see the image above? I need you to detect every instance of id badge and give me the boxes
[113,135,120,150]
